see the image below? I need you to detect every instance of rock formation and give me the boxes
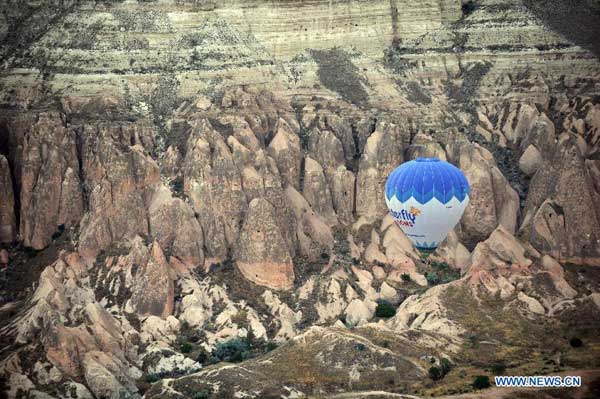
[235,198,295,291]
[1,0,600,398]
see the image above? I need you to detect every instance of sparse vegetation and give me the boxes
[310,48,369,105]
[375,300,396,318]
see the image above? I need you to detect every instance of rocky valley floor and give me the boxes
[1,1,600,398]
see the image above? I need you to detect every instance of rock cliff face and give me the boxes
[1,1,600,398]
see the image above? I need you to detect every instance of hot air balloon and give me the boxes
[385,157,470,251]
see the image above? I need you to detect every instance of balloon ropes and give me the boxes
[385,157,470,253]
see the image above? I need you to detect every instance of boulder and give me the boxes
[466,226,532,298]
[456,143,519,248]
[302,156,337,225]
[356,120,408,221]
[345,299,375,327]
[236,198,295,290]
[431,231,471,271]
[286,186,334,263]
[149,185,204,267]
[307,128,346,174]
[267,118,302,189]
[330,166,356,225]
[0,155,16,243]
[0,249,8,264]
[519,144,543,176]
[129,243,175,319]
[405,133,447,160]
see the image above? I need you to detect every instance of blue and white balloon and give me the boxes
[385,157,470,250]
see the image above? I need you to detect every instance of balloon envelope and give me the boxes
[385,157,470,250]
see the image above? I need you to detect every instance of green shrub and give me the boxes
[462,1,477,16]
[432,261,449,270]
[440,358,453,375]
[472,375,491,389]
[491,361,506,374]
[401,273,411,282]
[570,337,583,348]
[375,300,396,318]
[145,373,160,383]
[429,366,443,381]
[429,358,452,381]
[425,271,440,285]
[180,342,193,353]
[265,341,278,352]
[196,348,210,364]
[213,337,250,363]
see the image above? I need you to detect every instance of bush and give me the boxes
[180,342,193,353]
[440,358,453,375]
[429,358,452,381]
[425,271,440,285]
[472,375,491,389]
[462,1,477,16]
[570,337,583,348]
[375,300,396,318]
[213,337,250,363]
[429,366,444,381]
[265,341,278,352]
[491,361,506,374]
[401,273,411,282]
[145,373,161,383]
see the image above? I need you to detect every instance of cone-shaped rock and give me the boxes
[236,198,295,290]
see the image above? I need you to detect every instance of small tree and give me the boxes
[401,273,411,282]
[473,375,491,389]
[375,300,396,318]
